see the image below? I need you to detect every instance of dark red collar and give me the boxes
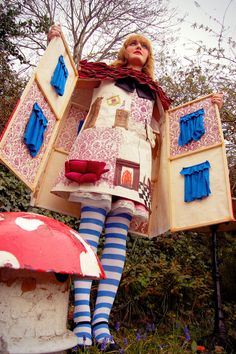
[78,60,172,110]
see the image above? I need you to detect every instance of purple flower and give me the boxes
[123,337,128,346]
[136,331,141,341]
[101,337,108,351]
[183,326,191,342]
[115,322,120,332]
[151,323,155,332]
[119,350,125,354]
[146,323,151,332]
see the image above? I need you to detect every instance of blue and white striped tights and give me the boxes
[73,205,132,346]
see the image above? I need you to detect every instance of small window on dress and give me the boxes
[114,159,139,190]
[113,108,129,130]
[83,97,103,129]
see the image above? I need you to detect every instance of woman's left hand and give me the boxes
[47,24,62,44]
[211,93,224,109]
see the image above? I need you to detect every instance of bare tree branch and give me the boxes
[8,0,181,66]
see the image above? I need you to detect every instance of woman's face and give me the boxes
[125,39,149,70]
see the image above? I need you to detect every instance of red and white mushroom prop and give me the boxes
[0,211,105,278]
[0,212,105,354]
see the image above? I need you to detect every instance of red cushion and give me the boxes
[65,159,109,184]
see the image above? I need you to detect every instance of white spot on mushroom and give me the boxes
[70,230,101,277]
[15,217,44,231]
[0,251,20,269]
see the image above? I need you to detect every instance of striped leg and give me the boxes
[92,211,132,344]
[73,205,107,346]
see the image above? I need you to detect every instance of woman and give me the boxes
[48,25,223,350]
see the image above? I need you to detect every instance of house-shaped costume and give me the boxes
[0,35,234,236]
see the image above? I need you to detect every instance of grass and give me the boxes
[68,322,234,354]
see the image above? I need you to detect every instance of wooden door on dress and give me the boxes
[0,35,80,216]
[148,94,234,236]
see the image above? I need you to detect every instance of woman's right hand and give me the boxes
[47,24,62,44]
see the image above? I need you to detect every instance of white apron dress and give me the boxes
[51,80,156,220]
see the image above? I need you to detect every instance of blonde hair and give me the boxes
[111,34,155,80]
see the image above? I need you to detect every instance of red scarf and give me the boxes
[78,60,172,110]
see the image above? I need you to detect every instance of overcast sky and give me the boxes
[169,0,236,59]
